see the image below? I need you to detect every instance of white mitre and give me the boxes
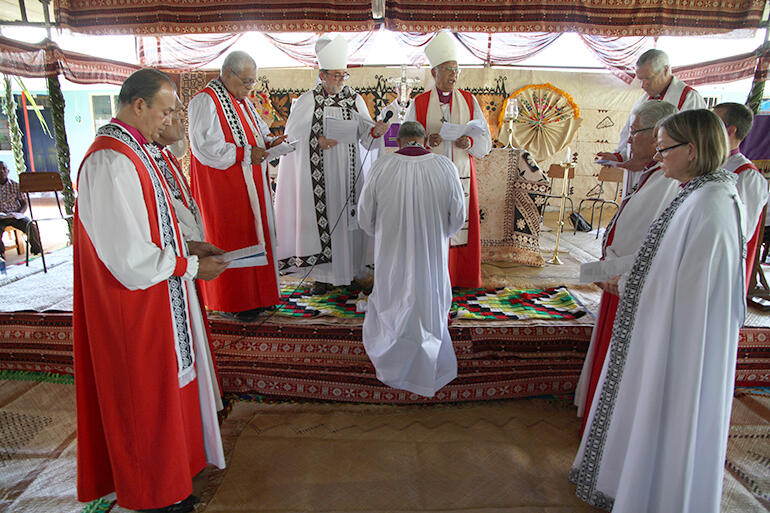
[316,34,348,70]
[425,30,458,68]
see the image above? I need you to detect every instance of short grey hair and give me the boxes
[397,121,425,140]
[221,51,256,75]
[632,100,676,130]
[637,49,669,73]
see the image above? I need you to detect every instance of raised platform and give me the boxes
[1,310,768,403]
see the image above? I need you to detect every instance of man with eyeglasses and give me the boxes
[405,30,492,289]
[188,51,286,322]
[275,34,389,295]
[597,49,705,198]
[574,100,679,432]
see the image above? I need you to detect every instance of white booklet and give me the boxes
[325,117,359,144]
[266,140,297,159]
[220,244,267,268]
[579,254,636,284]
[439,119,487,141]
[593,159,625,168]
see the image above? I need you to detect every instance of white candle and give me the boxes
[505,98,519,120]
[565,146,571,162]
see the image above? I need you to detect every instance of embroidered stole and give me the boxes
[280,83,359,270]
[88,122,196,388]
[419,89,473,245]
[203,79,268,246]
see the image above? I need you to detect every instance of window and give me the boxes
[91,94,118,134]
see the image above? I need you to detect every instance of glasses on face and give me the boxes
[324,71,350,80]
[234,72,257,88]
[630,126,654,136]
[655,142,687,157]
[435,66,460,75]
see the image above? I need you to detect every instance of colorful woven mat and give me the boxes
[276,285,586,321]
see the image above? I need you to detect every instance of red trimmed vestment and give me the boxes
[406,88,492,288]
[74,122,224,510]
[724,150,768,287]
[189,79,279,312]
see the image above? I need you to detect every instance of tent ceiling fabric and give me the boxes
[53,0,375,35]
[385,0,767,37]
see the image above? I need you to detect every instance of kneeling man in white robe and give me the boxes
[357,121,466,397]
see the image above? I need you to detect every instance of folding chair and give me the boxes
[576,166,623,239]
[18,172,73,272]
[537,164,574,231]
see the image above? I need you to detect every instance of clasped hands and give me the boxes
[594,275,620,296]
[596,151,646,173]
[427,133,471,150]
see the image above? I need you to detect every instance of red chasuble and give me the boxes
[74,131,206,509]
[414,89,482,288]
[190,83,279,312]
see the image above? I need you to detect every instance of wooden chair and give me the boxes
[538,164,575,231]
[18,172,73,273]
[2,225,23,255]
[575,166,623,238]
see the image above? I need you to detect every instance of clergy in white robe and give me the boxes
[404,30,493,288]
[574,101,679,428]
[358,121,465,397]
[74,70,227,512]
[714,102,769,285]
[572,109,745,513]
[275,35,388,292]
[598,49,705,196]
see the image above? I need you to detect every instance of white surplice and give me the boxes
[357,151,465,397]
[79,149,225,469]
[574,163,679,416]
[571,170,745,513]
[614,77,705,195]
[275,87,380,286]
[724,152,768,238]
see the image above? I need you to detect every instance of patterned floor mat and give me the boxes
[275,284,587,321]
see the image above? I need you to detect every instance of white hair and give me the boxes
[636,49,669,73]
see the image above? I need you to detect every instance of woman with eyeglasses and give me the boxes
[571,109,746,513]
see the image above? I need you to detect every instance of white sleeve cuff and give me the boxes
[184,255,199,280]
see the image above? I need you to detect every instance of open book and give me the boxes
[220,244,267,268]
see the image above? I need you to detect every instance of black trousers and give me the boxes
[0,216,42,256]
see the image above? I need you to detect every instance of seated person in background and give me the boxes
[357,121,465,397]
[0,161,42,258]
[574,101,679,431]
[713,102,768,285]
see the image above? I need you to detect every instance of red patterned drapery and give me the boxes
[54,0,375,35]
[0,36,139,85]
[136,33,243,69]
[673,47,770,87]
[385,0,766,37]
[454,33,562,66]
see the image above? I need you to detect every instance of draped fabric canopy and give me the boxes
[53,0,765,37]
[384,0,766,37]
[0,36,139,85]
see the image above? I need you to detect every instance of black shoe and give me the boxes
[311,281,331,295]
[233,308,262,322]
[138,494,199,513]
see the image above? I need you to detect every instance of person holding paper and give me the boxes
[189,51,285,321]
[275,34,388,295]
[713,102,768,285]
[0,161,42,258]
[405,30,492,288]
[574,100,679,431]
[572,109,744,513]
[358,121,465,397]
[596,49,705,197]
[74,69,227,512]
